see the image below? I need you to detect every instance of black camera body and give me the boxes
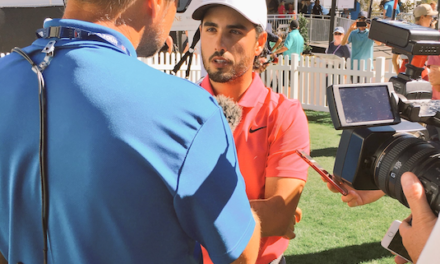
[325,19,440,216]
[327,82,440,215]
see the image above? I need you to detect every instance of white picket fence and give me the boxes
[1,51,396,112]
[260,54,395,112]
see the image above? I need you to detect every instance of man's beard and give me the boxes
[203,50,252,83]
[137,25,165,57]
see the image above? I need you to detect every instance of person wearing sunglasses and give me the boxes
[0,0,263,263]
[325,27,351,60]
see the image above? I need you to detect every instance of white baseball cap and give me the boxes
[414,4,438,18]
[192,0,268,30]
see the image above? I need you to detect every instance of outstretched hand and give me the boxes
[325,178,385,207]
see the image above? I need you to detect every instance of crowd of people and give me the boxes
[0,0,440,264]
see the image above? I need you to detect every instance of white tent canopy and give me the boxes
[0,0,63,7]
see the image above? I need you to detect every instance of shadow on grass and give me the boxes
[305,110,333,126]
[310,147,338,158]
[286,242,392,264]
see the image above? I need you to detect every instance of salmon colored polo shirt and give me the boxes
[200,73,310,264]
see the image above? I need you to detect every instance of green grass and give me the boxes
[284,110,411,264]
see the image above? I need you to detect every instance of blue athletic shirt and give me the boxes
[0,19,255,264]
[348,29,374,70]
[384,1,400,18]
[283,29,304,61]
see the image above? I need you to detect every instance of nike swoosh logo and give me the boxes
[249,126,267,133]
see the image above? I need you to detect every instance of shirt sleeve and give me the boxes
[266,99,310,181]
[267,31,279,43]
[174,108,255,264]
[348,31,353,44]
[284,33,293,49]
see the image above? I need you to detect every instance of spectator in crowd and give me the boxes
[349,0,361,20]
[192,0,310,263]
[326,26,351,60]
[0,0,262,263]
[383,0,400,19]
[268,0,280,14]
[430,0,437,12]
[312,0,323,16]
[287,3,296,14]
[267,31,283,53]
[298,0,309,14]
[273,19,304,62]
[392,4,436,78]
[342,11,381,82]
[279,0,287,17]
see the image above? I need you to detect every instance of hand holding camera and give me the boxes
[397,172,438,264]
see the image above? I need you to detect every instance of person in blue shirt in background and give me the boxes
[341,11,381,82]
[383,0,400,19]
[272,19,304,62]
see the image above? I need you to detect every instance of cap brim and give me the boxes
[428,10,439,16]
[192,4,218,20]
[191,2,266,29]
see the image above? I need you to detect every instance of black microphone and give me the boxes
[214,95,242,132]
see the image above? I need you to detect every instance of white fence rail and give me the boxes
[1,51,396,113]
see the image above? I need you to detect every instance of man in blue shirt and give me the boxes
[273,19,304,61]
[0,0,261,263]
[383,0,400,19]
[342,11,381,82]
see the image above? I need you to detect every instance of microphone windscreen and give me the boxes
[214,95,243,132]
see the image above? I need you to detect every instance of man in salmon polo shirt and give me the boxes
[192,0,310,263]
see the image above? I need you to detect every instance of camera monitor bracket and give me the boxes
[327,83,401,130]
[369,18,440,57]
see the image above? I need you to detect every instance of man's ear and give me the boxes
[145,0,162,20]
[255,31,267,56]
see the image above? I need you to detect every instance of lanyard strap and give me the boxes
[333,44,342,55]
[36,26,130,56]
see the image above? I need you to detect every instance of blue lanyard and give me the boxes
[36,26,131,56]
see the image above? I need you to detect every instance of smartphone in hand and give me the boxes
[382,220,412,263]
[295,150,348,196]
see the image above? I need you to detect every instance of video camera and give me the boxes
[327,19,440,215]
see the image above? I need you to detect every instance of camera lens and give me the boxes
[373,133,440,215]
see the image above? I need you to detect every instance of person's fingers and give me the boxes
[341,190,360,207]
[394,255,408,264]
[326,181,340,193]
[282,223,296,240]
[401,172,431,218]
[399,214,412,237]
[295,207,302,223]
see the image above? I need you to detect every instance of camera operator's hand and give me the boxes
[324,178,385,207]
[397,172,438,264]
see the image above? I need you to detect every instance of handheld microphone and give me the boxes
[214,95,242,132]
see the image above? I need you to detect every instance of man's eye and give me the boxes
[231,30,241,35]
[206,28,216,32]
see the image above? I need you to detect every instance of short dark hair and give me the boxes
[74,0,173,19]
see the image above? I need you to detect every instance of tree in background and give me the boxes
[297,14,313,54]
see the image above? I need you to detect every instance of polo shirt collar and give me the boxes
[42,18,137,57]
[200,72,268,108]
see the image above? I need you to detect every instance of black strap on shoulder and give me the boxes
[172,28,200,79]
[11,47,49,264]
